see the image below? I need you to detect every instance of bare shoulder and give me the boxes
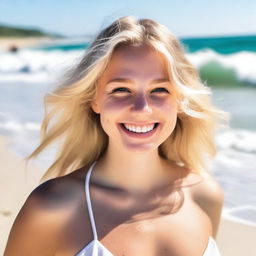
[4,169,85,256]
[186,171,224,204]
[183,170,224,238]
[18,169,85,214]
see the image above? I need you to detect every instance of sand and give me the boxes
[216,219,256,255]
[1,135,255,255]
[0,135,45,254]
[0,37,54,51]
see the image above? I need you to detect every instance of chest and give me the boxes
[55,188,212,256]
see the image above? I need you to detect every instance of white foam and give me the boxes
[0,72,50,82]
[0,49,83,82]
[222,206,256,227]
[187,49,256,84]
[0,120,40,132]
[1,48,256,84]
[216,129,256,153]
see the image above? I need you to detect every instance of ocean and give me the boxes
[0,35,255,227]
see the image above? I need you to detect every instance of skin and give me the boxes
[90,45,180,195]
[4,45,224,256]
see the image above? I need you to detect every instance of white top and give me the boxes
[76,161,221,256]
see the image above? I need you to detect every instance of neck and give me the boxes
[92,141,179,196]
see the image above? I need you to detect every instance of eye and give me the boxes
[151,87,170,94]
[111,87,131,93]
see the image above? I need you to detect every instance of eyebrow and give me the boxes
[106,78,170,85]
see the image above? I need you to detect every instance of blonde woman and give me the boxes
[4,16,227,256]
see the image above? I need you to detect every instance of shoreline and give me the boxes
[0,36,53,51]
[1,134,256,255]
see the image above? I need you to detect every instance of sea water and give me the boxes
[0,35,255,227]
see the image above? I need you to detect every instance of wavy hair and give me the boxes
[27,16,229,181]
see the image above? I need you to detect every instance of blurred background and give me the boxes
[0,0,255,255]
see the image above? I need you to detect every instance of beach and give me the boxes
[216,218,256,256]
[0,37,54,51]
[1,35,256,255]
[1,135,256,255]
[0,135,45,254]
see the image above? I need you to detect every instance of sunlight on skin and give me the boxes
[92,45,178,153]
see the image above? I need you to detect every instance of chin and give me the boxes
[121,141,160,153]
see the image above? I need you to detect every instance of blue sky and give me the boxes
[0,0,255,38]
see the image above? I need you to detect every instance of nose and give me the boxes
[131,93,152,114]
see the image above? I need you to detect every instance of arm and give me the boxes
[191,172,224,239]
[4,179,65,256]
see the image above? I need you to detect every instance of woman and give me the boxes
[4,16,227,256]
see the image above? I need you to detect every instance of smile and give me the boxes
[122,123,158,133]
[119,123,159,137]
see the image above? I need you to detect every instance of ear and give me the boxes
[91,100,100,114]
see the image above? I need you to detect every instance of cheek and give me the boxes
[151,96,178,114]
[103,96,132,110]
[96,96,131,134]
[155,98,178,133]
[98,98,126,134]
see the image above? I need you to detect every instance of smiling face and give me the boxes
[91,45,178,153]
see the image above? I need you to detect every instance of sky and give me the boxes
[0,0,255,38]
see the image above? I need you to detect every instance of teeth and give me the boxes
[123,123,155,133]
[136,126,141,133]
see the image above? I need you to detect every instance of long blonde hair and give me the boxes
[27,16,228,181]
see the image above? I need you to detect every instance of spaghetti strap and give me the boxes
[85,161,98,240]
[77,161,222,256]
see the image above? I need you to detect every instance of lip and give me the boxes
[118,122,160,138]
[121,122,156,126]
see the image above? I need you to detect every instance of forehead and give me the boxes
[99,45,169,82]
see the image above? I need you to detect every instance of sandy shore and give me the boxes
[1,135,256,255]
[216,219,256,255]
[0,135,45,254]
[0,36,54,51]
